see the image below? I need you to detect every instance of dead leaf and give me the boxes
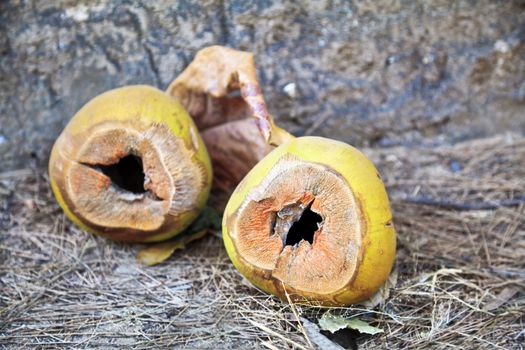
[137,229,208,266]
[137,206,221,266]
[318,312,384,335]
[167,46,293,208]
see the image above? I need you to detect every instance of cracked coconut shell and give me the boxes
[222,136,396,306]
[166,46,292,208]
[49,85,212,242]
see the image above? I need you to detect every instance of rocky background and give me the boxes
[1,0,524,170]
[1,2,525,348]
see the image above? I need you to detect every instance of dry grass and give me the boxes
[1,134,524,349]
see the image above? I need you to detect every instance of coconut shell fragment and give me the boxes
[49,85,212,242]
[222,136,396,306]
[166,46,292,207]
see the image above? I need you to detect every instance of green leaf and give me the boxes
[186,206,222,232]
[318,313,383,335]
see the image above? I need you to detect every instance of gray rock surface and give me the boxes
[1,0,524,170]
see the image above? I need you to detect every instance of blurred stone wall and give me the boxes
[1,0,524,170]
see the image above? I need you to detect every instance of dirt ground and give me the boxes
[1,1,525,349]
[1,135,524,349]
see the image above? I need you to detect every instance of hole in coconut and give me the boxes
[98,154,146,194]
[285,203,322,246]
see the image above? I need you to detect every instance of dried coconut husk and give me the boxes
[166,46,293,208]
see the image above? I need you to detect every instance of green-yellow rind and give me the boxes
[49,85,212,242]
[222,136,396,305]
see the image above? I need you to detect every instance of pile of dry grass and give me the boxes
[1,134,524,349]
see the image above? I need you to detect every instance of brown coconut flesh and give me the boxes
[229,156,362,294]
[51,121,207,241]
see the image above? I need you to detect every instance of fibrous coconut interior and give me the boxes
[53,121,207,232]
[231,155,362,294]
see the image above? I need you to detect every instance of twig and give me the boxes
[401,195,525,210]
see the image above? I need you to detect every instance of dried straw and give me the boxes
[1,134,523,349]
